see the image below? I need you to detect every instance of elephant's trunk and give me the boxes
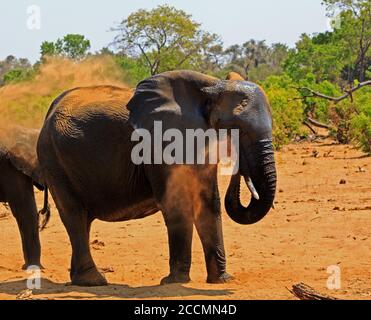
[225,139,277,225]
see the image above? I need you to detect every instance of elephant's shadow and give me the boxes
[0,278,233,300]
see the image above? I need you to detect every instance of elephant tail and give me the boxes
[38,187,51,231]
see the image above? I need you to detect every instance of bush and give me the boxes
[114,56,149,86]
[294,74,342,122]
[261,75,305,149]
[351,113,371,153]
[3,67,35,84]
[349,87,371,153]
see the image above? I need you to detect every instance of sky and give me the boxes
[0,0,329,62]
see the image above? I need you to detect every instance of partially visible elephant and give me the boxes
[37,70,277,286]
[226,72,245,81]
[0,126,50,269]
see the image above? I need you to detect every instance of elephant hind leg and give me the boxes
[59,201,106,286]
[8,178,41,269]
[47,173,107,286]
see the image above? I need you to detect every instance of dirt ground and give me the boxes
[0,139,370,300]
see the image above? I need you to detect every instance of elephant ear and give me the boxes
[127,77,180,131]
[7,142,45,190]
[1,127,45,190]
[127,72,222,131]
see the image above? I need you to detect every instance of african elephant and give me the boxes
[37,70,277,286]
[0,126,50,269]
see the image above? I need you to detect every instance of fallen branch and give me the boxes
[289,283,339,300]
[303,121,317,135]
[294,80,371,104]
[307,117,332,130]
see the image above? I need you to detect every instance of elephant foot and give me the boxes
[22,263,44,270]
[207,272,234,284]
[71,267,107,287]
[160,273,191,285]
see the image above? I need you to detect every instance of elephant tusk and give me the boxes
[244,176,260,201]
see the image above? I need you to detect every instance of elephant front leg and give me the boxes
[194,194,233,284]
[161,211,193,285]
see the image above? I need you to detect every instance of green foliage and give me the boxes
[296,75,342,121]
[41,34,91,60]
[285,1,370,84]
[261,75,304,149]
[280,0,370,152]
[351,112,371,153]
[349,87,371,152]
[3,68,35,84]
[40,41,57,57]
[114,55,150,86]
[0,55,32,85]
[284,33,345,83]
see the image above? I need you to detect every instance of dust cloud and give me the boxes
[163,165,218,220]
[0,56,131,130]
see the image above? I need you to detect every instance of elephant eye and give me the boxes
[233,105,245,116]
[241,99,249,107]
[233,99,249,116]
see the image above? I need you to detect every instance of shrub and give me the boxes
[114,56,150,86]
[3,68,35,84]
[261,75,305,149]
[349,87,371,153]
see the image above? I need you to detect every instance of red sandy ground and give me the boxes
[0,140,370,300]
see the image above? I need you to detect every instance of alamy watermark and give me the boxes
[327,265,341,290]
[326,9,342,31]
[26,265,41,290]
[131,121,240,175]
[27,5,41,30]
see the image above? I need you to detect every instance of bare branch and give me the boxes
[293,80,371,104]
[307,117,332,130]
[303,121,317,135]
[136,43,155,74]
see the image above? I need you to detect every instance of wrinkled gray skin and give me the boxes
[0,127,47,269]
[37,70,277,287]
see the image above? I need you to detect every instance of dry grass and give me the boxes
[0,56,129,129]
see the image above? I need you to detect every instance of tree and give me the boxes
[333,3,370,83]
[113,5,221,75]
[322,0,369,16]
[269,43,290,73]
[190,32,225,74]
[41,34,91,60]
[224,40,270,79]
[285,1,370,84]
[284,33,344,83]
[224,41,289,81]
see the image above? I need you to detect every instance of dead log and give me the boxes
[289,283,339,300]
